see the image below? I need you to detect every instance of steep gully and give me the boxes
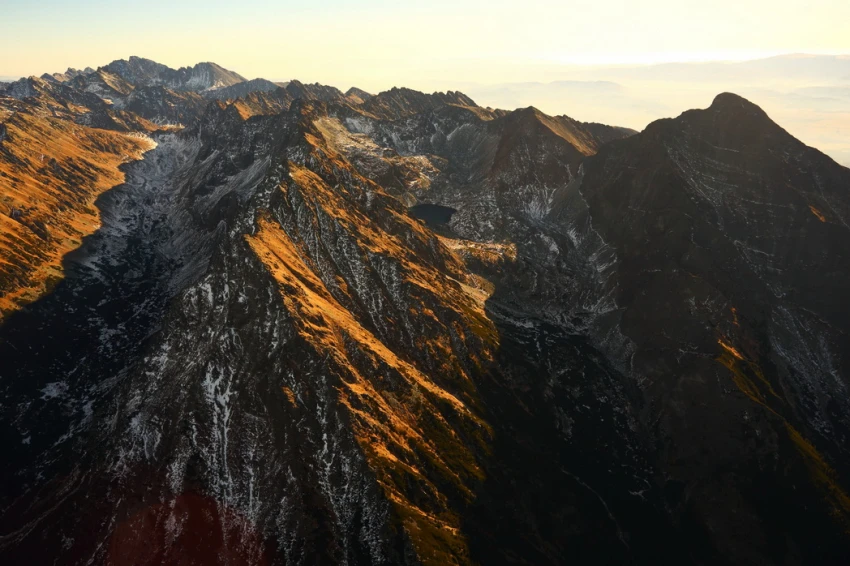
[0,134,227,562]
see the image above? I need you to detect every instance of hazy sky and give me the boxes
[3,0,850,90]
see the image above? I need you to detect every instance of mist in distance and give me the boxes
[460,55,850,167]
[4,53,849,166]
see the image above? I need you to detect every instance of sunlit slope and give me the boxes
[0,105,153,319]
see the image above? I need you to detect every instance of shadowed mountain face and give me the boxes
[463,54,850,168]
[546,93,850,563]
[1,60,849,566]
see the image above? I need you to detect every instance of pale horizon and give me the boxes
[4,0,850,87]
[3,51,850,93]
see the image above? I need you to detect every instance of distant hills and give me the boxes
[9,54,849,166]
[462,54,850,167]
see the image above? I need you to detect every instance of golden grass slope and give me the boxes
[0,106,154,320]
[246,122,501,563]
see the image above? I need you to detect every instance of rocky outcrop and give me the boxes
[345,86,373,104]
[69,69,136,98]
[122,85,207,126]
[102,56,246,92]
[203,78,282,101]
[40,67,96,83]
[358,87,479,120]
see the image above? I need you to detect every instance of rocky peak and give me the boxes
[69,68,135,98]
[101,57,246,92]
[187,61,247,90]
[39,67,95,83]
[344,86,373,103]
[3,76,57,101]
[102,56,172,85]
[709,91,768,115]
[282,79,345,102]
[643,91,791,153]
[203,78,281,101]
[359,86,478,120]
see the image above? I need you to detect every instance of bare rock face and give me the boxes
[345,87,374,105]
[102,56,246,92]
[357,87,479,120]
[1,60,850,566]
[203,78,282,101]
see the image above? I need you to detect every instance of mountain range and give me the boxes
[461,54,850,168]
[1,56,850,565]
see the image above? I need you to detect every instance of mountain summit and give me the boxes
[101,56,246,91]
[1,59,850,565]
